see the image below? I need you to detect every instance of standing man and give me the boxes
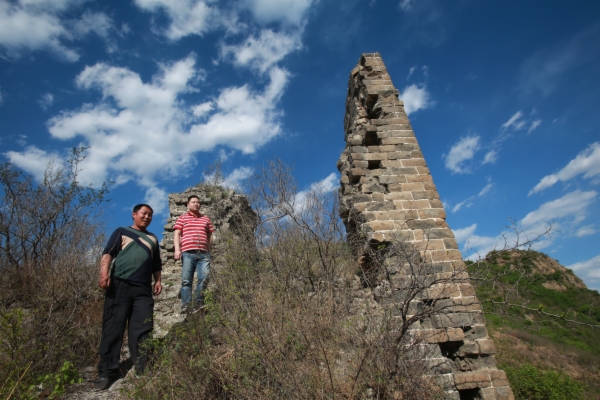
[95,204,162,390]
[173,195,215,313]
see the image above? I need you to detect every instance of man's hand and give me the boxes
[153,281,162,295]
[99,275,110,290]
[174,249,181,261]
[99,254,113,290]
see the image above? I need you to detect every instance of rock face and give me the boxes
[337,53,514,399]
[153,184,255,337]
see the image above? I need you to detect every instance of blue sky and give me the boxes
[1,0,599,289]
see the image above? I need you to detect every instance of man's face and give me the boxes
[132,206,153,229]
[188,198,201,212]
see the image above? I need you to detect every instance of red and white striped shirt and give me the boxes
[174,212,215,252]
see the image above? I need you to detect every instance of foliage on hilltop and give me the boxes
[468,249,600,398]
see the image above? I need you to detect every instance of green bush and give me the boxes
[505,363,585,400]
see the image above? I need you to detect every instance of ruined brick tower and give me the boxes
[338,53,514,399]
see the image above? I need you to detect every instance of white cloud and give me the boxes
[38,92,54,109]
[501,110,526,131]
[443,135,480,174]
[4,146,61,181]
[452,200,471,213]
[221,166,254,190]
[191,101,213,117]
[73,11,114,39]
[0,0,116,61]
[6,55,288,214]
[521,190,596,227]
[220,29,302,73]
[144,186,168,216]
[240,0,315,26]
[294,172,339,211]
[134,0,221,40]
[478,183,493,196]
[451,181,492,213]
[400,84,433,115]
[482,149,498,165]
[399,0,413,12]
[528,119,541,134]
[568,254,600,291]
[452,223,477,243]
[406,66,416,80]
[529,142,600,195]
[0,0,78,61]
[576,225,596,237]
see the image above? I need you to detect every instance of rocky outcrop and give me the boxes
[153,184,256,337]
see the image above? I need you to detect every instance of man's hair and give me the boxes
[133,203,154,214]
[187,195,200,204]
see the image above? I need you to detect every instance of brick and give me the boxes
[388,210,417,220]
[384,192,413,201]
[387,151,412,160]
[377,145,395,152]
[477,339,498,355]
[378,124,412,131]
[423,182,437,191]
[350,168,365,177]
[367,221,395,231]
[429,249,463,262]
[490,370,509,387]
[458,283,476,296]
[406,174,433,183]
[442,238,458,250]
[413,190,440,200]
[362,183,386,193]
[353,160,368,168]
[399,199,430,209]
[379,175,406,184]
[416,166,430,174]
[427,283,461,299]
[351,146,368,153]
[418,209,446,219]
[371,192,385,202]
[453,372,491,390]
[380,160,403,168]
[363,153,388,161]
[352,202,367,212]
[395,143,418,151]
[340,175,349,184]
[367,145,381,152]
[494,386,515,400]
[429,199,443,208]
[447,327,465,341]
[401,183,425,191]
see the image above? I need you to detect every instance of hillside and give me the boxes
[468,250,600,399]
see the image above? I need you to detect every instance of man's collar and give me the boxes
[187,211,203,217]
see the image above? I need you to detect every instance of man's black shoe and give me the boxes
[93,377,112,391]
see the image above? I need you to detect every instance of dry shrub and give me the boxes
[132,160,443,399]
[0,148,107,397]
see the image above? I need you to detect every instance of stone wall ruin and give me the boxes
[337,53,514,400]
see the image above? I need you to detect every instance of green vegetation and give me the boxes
[505,363,585,400]
[468,249,600,397]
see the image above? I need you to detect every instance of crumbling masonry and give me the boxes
[337,53,514,400]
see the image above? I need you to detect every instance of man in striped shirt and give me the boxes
[174,195,215,312]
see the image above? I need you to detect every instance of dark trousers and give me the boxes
[97,278,154,378]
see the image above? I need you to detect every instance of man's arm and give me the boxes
[174,229,182,260]
[207,231,213,253]
[153,271,162,295]
[99,254,113,289]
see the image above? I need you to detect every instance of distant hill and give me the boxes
[469,250,600,399]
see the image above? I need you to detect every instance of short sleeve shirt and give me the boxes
[102,227,162,286]
[174,212,215,252]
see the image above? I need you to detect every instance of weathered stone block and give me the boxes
[490,370,509,387]
[418,209,447,219]
[385,192,413,201]
[387,151,412,160]
[353,160,369,168]
[413,190,440,200]
[367,221,395,231]
[398,199,431,209]
[406,174,433,183]
[477,339,497,355]
[443,238,459,249]
[379,175,407,184]
[453,372,491,390]
[363,152,387,161]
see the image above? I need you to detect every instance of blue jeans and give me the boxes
[181,251,210,307]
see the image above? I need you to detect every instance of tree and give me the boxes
[0,147,109,398]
